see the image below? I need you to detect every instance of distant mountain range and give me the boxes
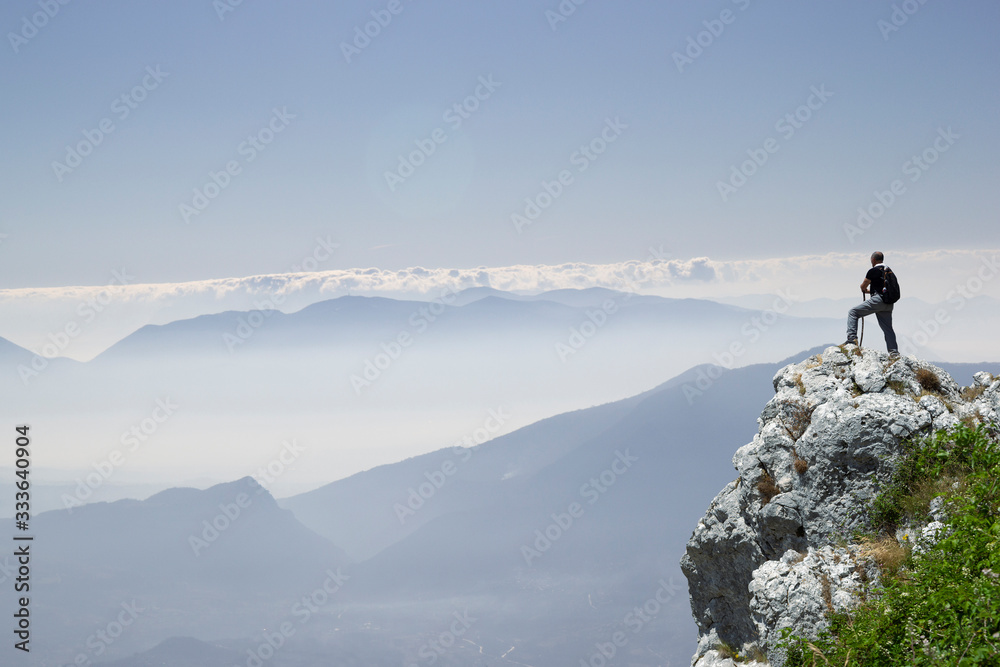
[1,288,842,496]
[1,287,995,664]
[4,341,996,665]
[2,287,994,506]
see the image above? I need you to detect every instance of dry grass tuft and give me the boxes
[794,372,807,396]
[915,368,942,393]
[917,388,946,401]
[859,535,908,573]
[961,384,986,401]
[746,644,768,662]
[793,448,809,474]
[820,573,834,615]
[758,471,781,505]
[782,402,815,441]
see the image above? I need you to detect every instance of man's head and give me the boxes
[871,251,884,266]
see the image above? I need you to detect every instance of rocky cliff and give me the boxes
[681,345,1000,667]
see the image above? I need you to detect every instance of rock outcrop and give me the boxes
[681,345,1000,666]
[748,545,879,661]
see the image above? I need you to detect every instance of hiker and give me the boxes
[844,251,899,354]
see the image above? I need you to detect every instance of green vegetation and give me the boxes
[716,641,739,660]
[781,424,1000,666]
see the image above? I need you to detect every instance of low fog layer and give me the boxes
[5,288,845,494]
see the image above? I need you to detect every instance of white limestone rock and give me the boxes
[682,346,1000,666]
[693,649,768,667]
[748,546,879,667]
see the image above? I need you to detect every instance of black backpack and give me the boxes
[880,266,901,304]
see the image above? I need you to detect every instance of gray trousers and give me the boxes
[847,293,898,351]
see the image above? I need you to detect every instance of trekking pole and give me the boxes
[858,288,865,348]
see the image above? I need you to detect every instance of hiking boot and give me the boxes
[842,338,859,346]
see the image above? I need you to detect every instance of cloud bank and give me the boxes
[2,249,996,360]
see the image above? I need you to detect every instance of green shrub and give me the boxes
[781,424,1000,666]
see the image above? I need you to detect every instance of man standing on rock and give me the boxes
[844,251,899,355]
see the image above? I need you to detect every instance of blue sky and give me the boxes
[2,0,998,289]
